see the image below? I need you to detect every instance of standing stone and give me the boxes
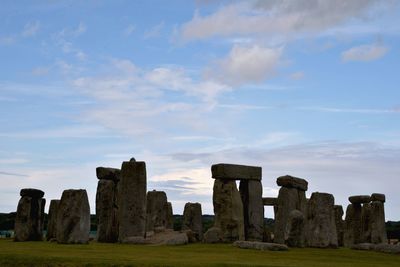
[334,205,344,246]
[370,200,387,244]
[344,203,362,246]
[96,179,118,243]
[306,192,338,248]
[146,190,168,232]
[287,209,305,247]
[118,160,147,242]
[14,188,45,242]
[361,203,372,243]
[182,202,203,241]
[166,202,174,229]
[47,199,60,241]
[239,180,264,241]
[56,189,90,244]
[211,179,244,242]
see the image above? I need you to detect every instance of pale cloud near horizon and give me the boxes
[341,43,388,62]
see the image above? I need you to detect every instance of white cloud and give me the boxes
[290,71,304,80]
[144,22,164,39]
[22,21,40,37]
[123,24,136,36]
[205,44,283,86]
[341,43,388,62]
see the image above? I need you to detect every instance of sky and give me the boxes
[1,0,400,220]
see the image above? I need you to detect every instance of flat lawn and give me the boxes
[0,239,398,267]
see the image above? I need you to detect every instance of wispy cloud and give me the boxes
[123,24,136,36]
[0,36,16,46]
[144,22,164,39]
[0,171,28,177]
[22,21,40,37]
[341,43,388,62]
[299,106,400,114]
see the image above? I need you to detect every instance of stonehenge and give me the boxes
[182,202,203,241]
[334,205,344,246]
[46,199,60,241]
[146,190,168,232]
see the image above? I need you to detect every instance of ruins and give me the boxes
[46,199,60,241]
[182,202,203,241]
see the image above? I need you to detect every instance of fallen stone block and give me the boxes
[233,241,289,251]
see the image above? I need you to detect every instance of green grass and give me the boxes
[0,239,398,267]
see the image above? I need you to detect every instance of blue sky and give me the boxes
[1,0,400,220]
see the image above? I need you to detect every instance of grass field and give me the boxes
[0,239,398,267]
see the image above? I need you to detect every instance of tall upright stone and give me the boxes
[14,188,45,242]
[56,189,90,244]
[146,190,168,232]
[306,192,338,248]
[370,199,387,244]
[182,202,203,241]
[361,203,372,243]
[166,202,174,229]
[344,195,370,246]
[46,199,60,241]
[96,179,119,242]
[334,205,344,246]
[239,180,264,241]
[287,209,305,247]
[118,160,147,242]
[212,179,244,242]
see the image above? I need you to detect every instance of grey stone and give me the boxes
[361,203,372,243]
[118,160,147,242]
[276,175,308,191]
[146,190,168,232]
[344,203,362,246]
[46,199,60,241]
[56,189,90,244]
[96,167,120,181]
[262,197,277,206]
[306,192,338,248]
[130,157,136,162]
[166,202,174,229]
[351,243,376,250]
[233,241,289,251]
[211,163,261,181]
[212,179,245,242]
[287,210,305,247]
[182,202,203,241]
[374,244,400,254]
[334,205,344,246]
[370,201,388,244]
[20,188,44,198]
[122,236,147,244]
[371,193,385,203]
[274,187,307,244]
[14,192,46,242]
[240,180,264,241]
[96,179,118,243]
[349,195,371,204]
[164,232,189,246]
[203,227,223,243]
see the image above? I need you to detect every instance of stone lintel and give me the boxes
[96,167,121,181]
[349,195,371,204]
[370,193,385,203]
[262,197,277,206]
[20,188,45,198]
[211,163,262,181]
[276,175,308,191]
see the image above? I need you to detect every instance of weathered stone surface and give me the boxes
[262,197,277,206]
[203,227,223,243]
[334,205,344,246]
[361,203,372,243]
[164,232,189,246]
[374,243,400,254]
[213,179,245,242]
[351,243,376,250]
[287,210,305,247]
[240,180,264,241]
[146,190,168,232]
[182,202,203,241]
[46,199,60,241]
[96,179,118,243]
[14,192,46,242]
[370,201,388,244]
[276,175,308,191]
[166,202,174,229]
[274,187,307,244]
[371,193,385,203]
[57,189,90,244]
[306,192,338,248]
[20,188,44,198]
[118,160,147,242]
[344,203,362,246]
[349,195,371,204]
[96,167,120,181]
[211,163,262,181]
[233,241,289,251]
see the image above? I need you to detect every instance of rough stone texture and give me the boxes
[361,203,372,243]
[274,187,307,244]
[344,203,362,247]
[233,241,289,251]
[146,190,168,232]
[212,179,245,242]
[182,202,203,241]
[351,243,376,250]
[239,180,264,241]
[287,210,305,247]
[166,202,174,229]
[203,227,223,243]
[96,179,118,243]
[276,175,308,191]
[334,205,344,246]
[371,193,385,203]
[118,160,147,242]
[14,190,46,242]
[96,167,120,181]
[46,199,60,241]
[262,197,277,206]
[370,201,388,244]
[349,195,371,204]
[211,163,262,181]
[374,243,400,254]
[306,192,338,248]
[56,189,90,244]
